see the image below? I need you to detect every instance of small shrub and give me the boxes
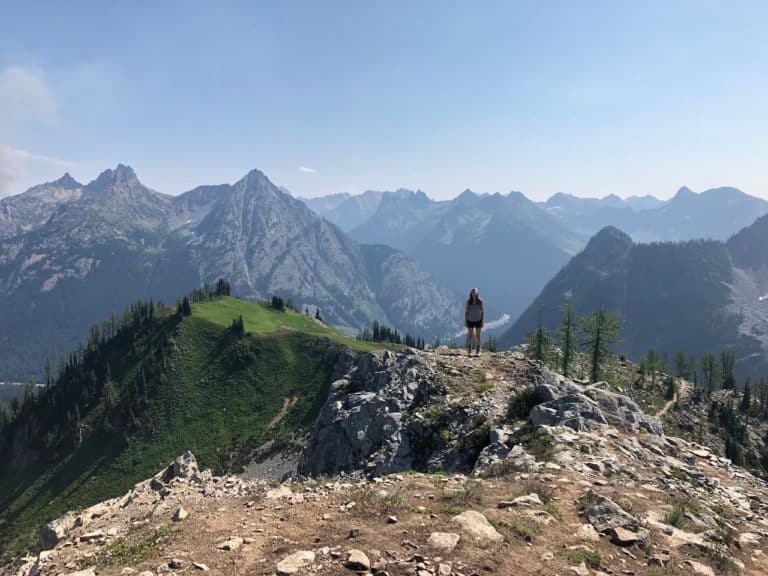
[442,480,484,506]
[566,549,602,569]
[507,387,538,420]
[527,433,555,462]
[544,502,562,520]
[576,491,598,512]
[663,505,686,529]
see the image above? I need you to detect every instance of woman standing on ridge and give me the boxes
[465,288,484,355]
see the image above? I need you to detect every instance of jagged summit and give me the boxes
[87,163,140,192]
[671,185,696,200]
[51,172,82,189]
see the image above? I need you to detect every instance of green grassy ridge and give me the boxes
[193,297,385,352]
[0,297,373,560]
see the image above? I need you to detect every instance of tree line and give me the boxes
[357,320,426,349]
[525,302,621,382]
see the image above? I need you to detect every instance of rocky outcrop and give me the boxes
[297,349,436,476]
[298,349,666,479]
[530,369,663,435]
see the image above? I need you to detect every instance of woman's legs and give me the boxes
[474,327,482,352]
[466,326,474,353]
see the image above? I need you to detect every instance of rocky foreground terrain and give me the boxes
[8,349,768,576]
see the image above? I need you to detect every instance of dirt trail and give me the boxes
[266,395,298,431]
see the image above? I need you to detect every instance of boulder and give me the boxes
[582,491,639,533]
[345,549,371,571]
[41,511,78,550]
[609,526,646,547]
[427,532,461,551]
[276,550,316,575]
[452,510,503,542]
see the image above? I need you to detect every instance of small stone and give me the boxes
[276,550,316,575]
[64,570,96,576]
[217,536,244,551]
[169,558,185,569]
[570,562,589,576]
[576,523,601,544]
[345,549,371,571]
[172,507,189,521]
[438,564,452,575]
[387,515,398,524]
[684,560,716,576]
[609,526,644,546]
[80,530,104,542]
[192,563,210,572]
[427,532,461,551]
[347,527,362,539]
[540,552,554,561]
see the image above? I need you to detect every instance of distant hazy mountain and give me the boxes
[300,185,766,330]
[0,167,458,381]
[500,219,768,379]
[541,187,768,242]
[624,194,665,211]
[0,173,83,239]
[302,188,585,325]
[410,190,583,326]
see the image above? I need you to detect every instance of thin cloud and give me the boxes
[298,166,318,174]
[0,144,79,197]
[0,66,59,132]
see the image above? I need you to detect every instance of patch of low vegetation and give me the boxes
[507,387,539,420]
[544,502,562,520]
[527,432,555,462]
[566,548,603,569]
[353,487,406,515]
[95,525,174,568]
[471,371,495,394]
[576,491,599,512]
[491,517,536,542]
[663,505,686,528]
[686,543,737,574]
[441,480,484,507]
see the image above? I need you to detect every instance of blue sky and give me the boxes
[1,1,767,200]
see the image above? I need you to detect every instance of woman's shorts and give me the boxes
[466,321,483,328]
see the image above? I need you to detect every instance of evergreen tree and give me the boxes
[558,301,577,377]
[181,296,192,316]
[215,278,231,297]
[525,324,554,365]
[701,352,719,397]
[230,315,245,337]
[486,335,498,353]
[270,295,285,311]
[0,403,8,431]
[720,350,736,389]
[674,350,686,378]
[581,308,621,382]
[70,406,82,448]
[740,379,752,414]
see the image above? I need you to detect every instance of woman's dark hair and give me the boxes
[468,288,479,304]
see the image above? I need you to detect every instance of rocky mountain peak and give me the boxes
[89,164,139,192]
[52,172,82,189]
[586,225,633,250]
[671,185,696,201]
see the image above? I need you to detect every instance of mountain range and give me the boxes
[500,216,768,379]
[303,184,768,330]
[0,166,457,381]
